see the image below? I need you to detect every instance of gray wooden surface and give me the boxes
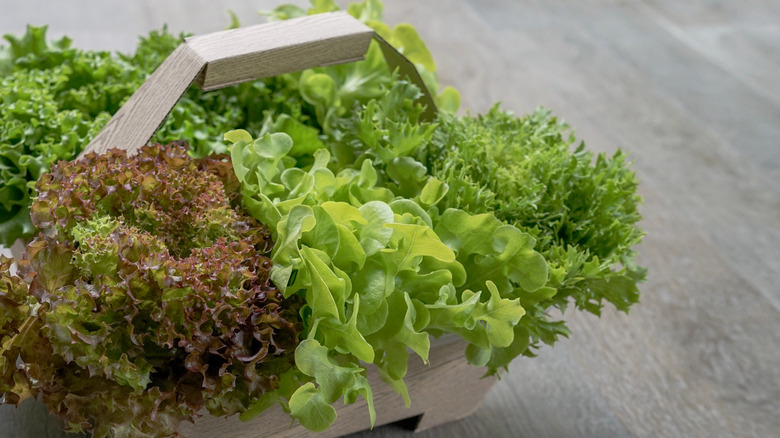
[2,1,779,437]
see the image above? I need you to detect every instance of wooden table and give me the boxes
[2,1,778,437]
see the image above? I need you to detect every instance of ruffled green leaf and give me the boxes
[435,209,548,294]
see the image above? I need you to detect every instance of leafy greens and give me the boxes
[315,84,645,371]
[0,0,646,435]
[227,130,548,430]
[0,144,302,437]
[425,107,645,355]
[0,0,456,247]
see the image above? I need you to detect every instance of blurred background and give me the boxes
[1,1,778,437]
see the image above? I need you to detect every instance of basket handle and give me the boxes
[82,11,436,157]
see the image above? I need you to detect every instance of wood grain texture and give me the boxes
[2,1,779,437]
[188,12,374,90]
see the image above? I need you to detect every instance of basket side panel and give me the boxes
[181,339,496,437]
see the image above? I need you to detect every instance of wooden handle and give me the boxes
[82,12,436,157]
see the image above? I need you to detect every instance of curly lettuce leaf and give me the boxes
[0,256,37,406]
[420,106,645,369]
[4,144,303,437]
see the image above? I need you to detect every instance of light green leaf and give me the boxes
[433,209,498,255]
[384,222,456,269]
[280,167,312,196]
[262,4,307,21]
[244,189,283,232]
[295,339,358,402]
[228,131,293,194]
[273,114,325,157]
[344,374,376,427]
[385,157,428,197]
[300,72,337,106]
[288,382,337,432]
[321,202,367,226]
[308,0,339,14]
[417,177,448,209]
[357,158,378,189]
[464,343,491,367]
[426,288,485,347]
[332,223,367,270]
[226,9,241,29]
[388,199,433,229]
[350,256,391,314]
[391,24,436,72]
[348,0,384,22]
[355,298,388,336]
[223,128,253,145]
[300,71,337,126]
[302,205,340,259]
[272,205,317,285]
[301,245,345,321]
[395,268,453,303]
[318,294,374,362]
[290,339,376,429]
[239,390,280,421]
[357,201,394,256]
[375,292,430,363]
[435,86,461,114]
[475,281,525,348]
[481,324,532,371]
[434,209,547,293]
[374,341,410,407]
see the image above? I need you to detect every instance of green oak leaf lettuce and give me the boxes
[227,131,547,430]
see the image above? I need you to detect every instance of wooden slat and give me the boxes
[179,338,495,438]
[188,12,374,90]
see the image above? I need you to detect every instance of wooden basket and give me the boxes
[41,11,497,437]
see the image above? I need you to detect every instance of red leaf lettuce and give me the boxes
[1,144,302,437]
